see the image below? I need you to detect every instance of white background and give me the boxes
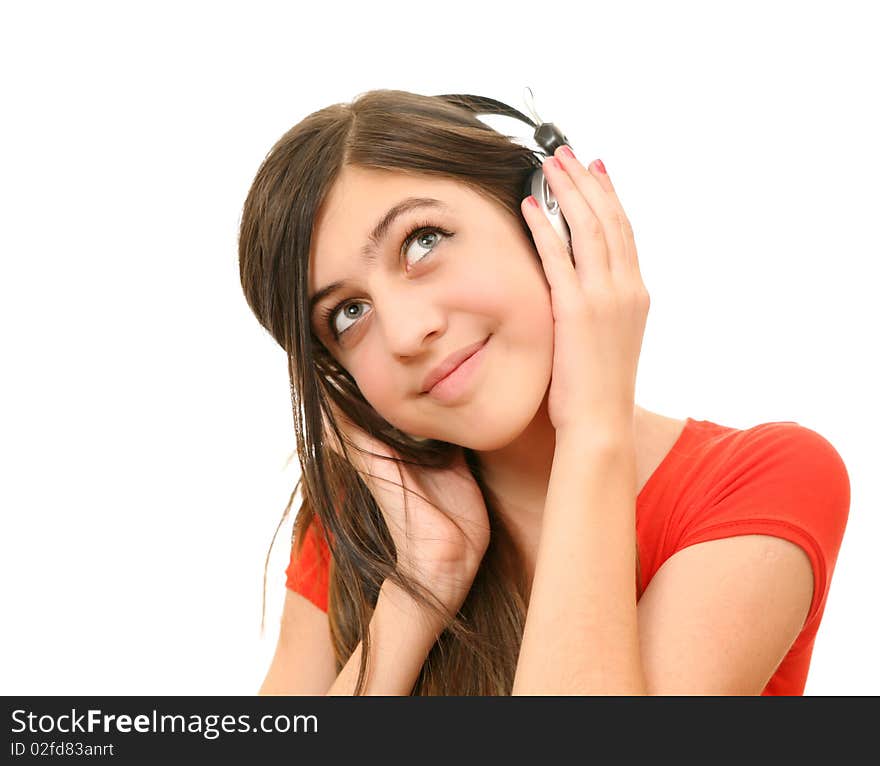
[1,1,876,695]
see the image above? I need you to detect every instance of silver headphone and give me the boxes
[436,87,573,253]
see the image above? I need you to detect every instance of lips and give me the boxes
[420,336,490,394]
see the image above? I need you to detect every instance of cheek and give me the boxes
[488,262,555,379]
[470,260,554,337]
[348,363,394,419]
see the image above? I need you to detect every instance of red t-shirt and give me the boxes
[285,417,851,695]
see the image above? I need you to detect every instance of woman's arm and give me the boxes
[512,427,648,695]
[326,578,445,696]
[259,590,337,695]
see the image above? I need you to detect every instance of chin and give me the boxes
[443,378,551,452]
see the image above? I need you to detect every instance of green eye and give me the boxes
[403,228,442,267]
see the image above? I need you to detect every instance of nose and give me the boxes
[374,285,445,357]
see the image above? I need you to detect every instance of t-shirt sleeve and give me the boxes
[673,422,851,633]
[285,514,331,613]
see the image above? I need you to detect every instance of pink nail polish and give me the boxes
[559,145,575,160]
[593,159,607,174]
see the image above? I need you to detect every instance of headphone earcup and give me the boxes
[525,166,573,256]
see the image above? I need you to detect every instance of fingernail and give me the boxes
[592,159,607,174]
[558,145,575,160]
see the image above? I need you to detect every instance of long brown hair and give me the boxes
[239,89,642,694]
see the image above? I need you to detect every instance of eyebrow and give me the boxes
[309,197,448,322]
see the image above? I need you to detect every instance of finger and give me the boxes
[319,404,415,544]
[554,148,628,265]
[569,152,641,282]
[320,405,345,456]
[321,400,372,471]
[521,194,584,316]
[540,154,611,285]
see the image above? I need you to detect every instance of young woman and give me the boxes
[239,89,850,696]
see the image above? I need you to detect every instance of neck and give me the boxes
[473,394,651,582]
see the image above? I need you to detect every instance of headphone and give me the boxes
[435,88,573,254]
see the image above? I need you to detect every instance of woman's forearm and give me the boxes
[325,578,444,696]
[512,429,648,695]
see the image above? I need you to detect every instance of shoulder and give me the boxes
[730,420,851,517]
[679,418,850,539]
[679,417,849,499]
[738,419,846,460]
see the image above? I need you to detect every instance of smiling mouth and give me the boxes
[421,338,483,393]
[420,335,491,400]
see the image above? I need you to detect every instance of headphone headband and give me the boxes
[434,90,572,157]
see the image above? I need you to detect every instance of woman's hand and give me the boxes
[321,402,490,623]
[521,150,650,439]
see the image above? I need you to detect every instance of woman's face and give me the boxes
[308,164,555,451]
